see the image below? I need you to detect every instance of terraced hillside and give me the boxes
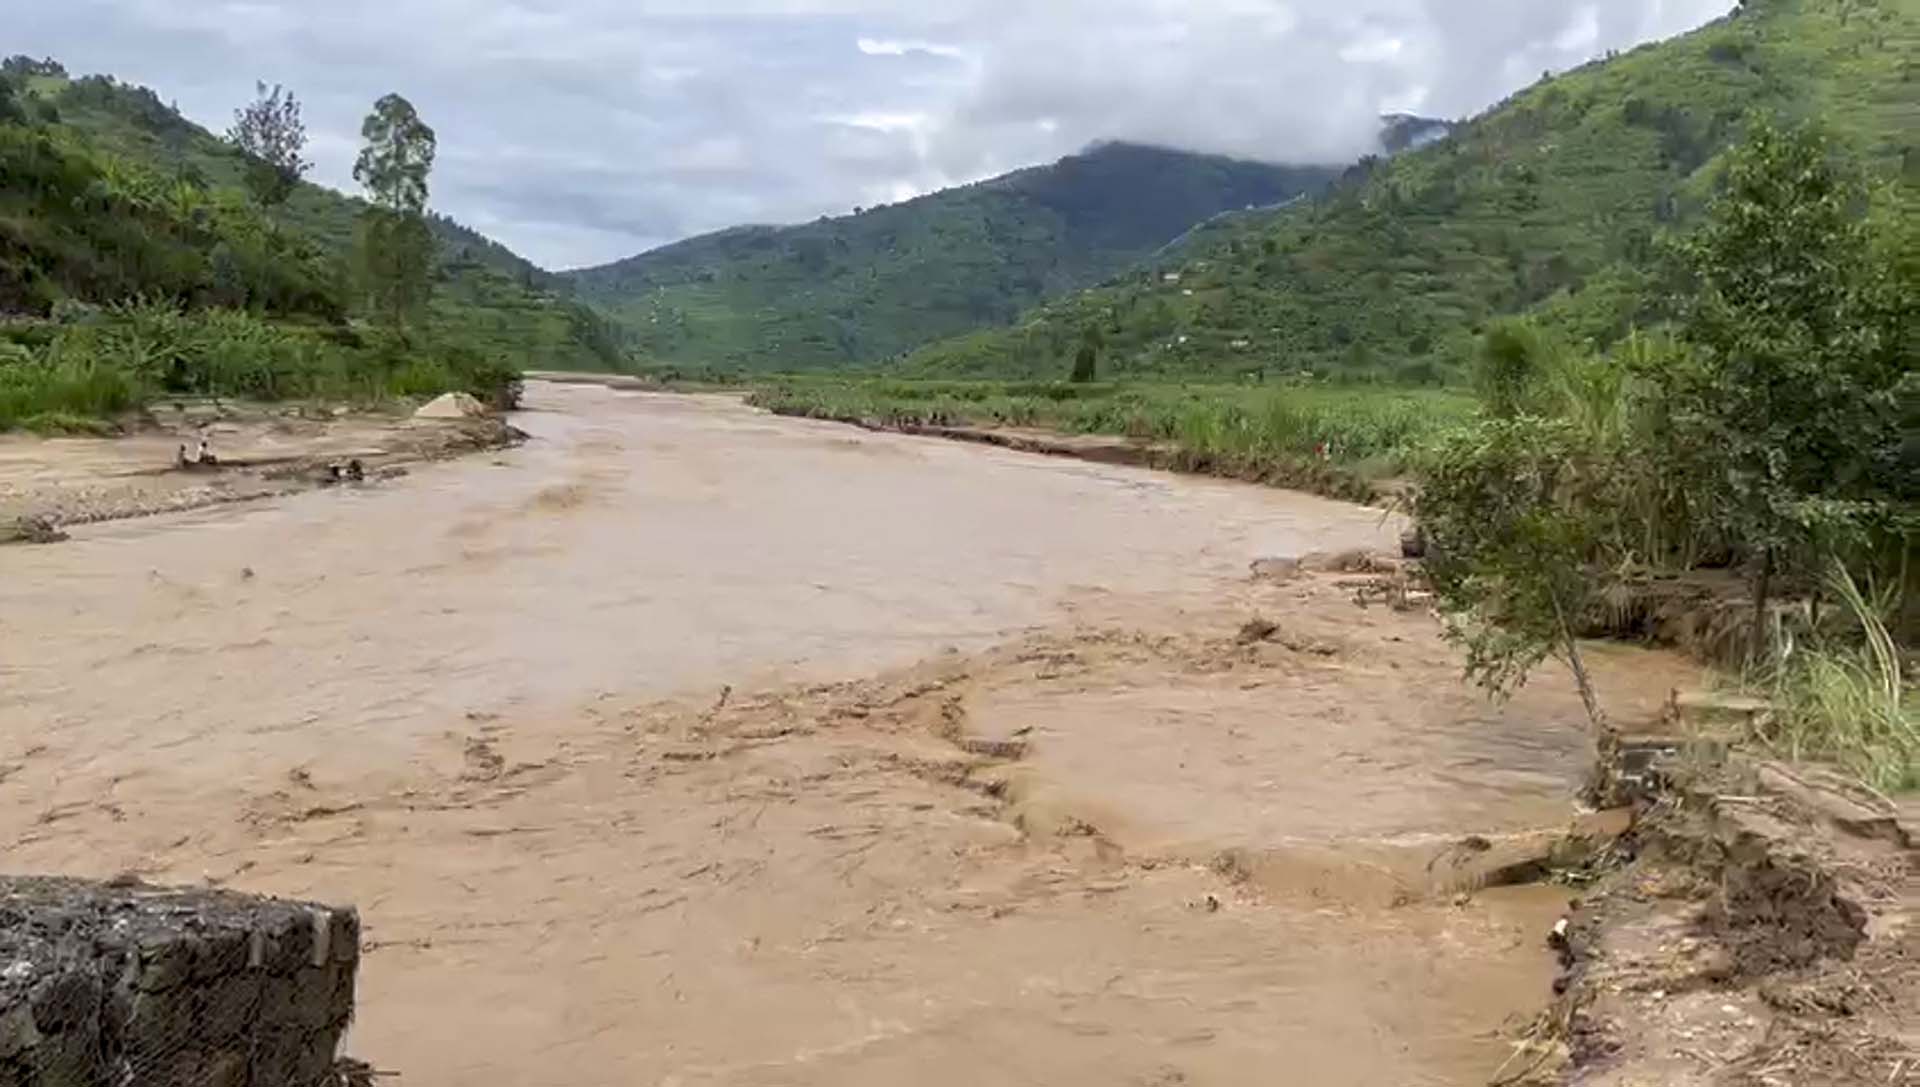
[565,142,1349,371]
[2,63,623,372]
[902,0,1918,381]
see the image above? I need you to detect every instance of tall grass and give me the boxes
[1759,562,1918,793]
[749,377,1470,481]
[0,344,144,429]
[1455,322,1727,571]
[0,302,521,430]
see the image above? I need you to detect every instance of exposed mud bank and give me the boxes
[1572,570,1825,672]
[1527,760,1918,1086]
[0,402,521,542]
[522,369,659,391]
[752,403,1386,505]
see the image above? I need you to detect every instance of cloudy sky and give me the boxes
[17,0,1733,269]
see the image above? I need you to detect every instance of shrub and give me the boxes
[1759,564,1918,792]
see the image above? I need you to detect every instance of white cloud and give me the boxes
[856,37,965,59]
[1554,5,1603,52]
[12,0,1737,267]
[824,111,931,134]
[1340,36,1405,64]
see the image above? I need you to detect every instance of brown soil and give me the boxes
[756,406,1384,504]
[0,399,519,539]
[1536,764,1919,1086]
[523,369,660,391]
[1576,571,1805,671]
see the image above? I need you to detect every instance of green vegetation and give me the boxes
[226,82,310,211]
[352,93,439,331]
[0,59,624,374]
[0,121,343,317]
[1652,117,1913,658]
[1764,563,1918,792]
[903,0,1919,382]
[747,376,1469,501]
[0,58,627,430]
[0,303,522,431]
[566,143,1342,370]
[1418,412,1609,729]
[1413,119,1916,789]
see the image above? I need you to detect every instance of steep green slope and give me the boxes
[3,64,623,371]
[565,143,1343,370]
[0,119,343,320]
[904,0,1919,381]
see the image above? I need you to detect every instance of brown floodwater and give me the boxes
[0,382,1692,1085]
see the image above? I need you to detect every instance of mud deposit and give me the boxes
[0,383,1695,1085]
[0,402,516,534]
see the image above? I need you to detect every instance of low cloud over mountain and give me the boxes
[18,0,1732,266]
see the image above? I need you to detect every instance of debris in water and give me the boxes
[1237,616,1280,644]
[1249,556,1302,582]
[6,515,69,545]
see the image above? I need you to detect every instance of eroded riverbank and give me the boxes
[0,399,519,538]
[0,382,1696,1085]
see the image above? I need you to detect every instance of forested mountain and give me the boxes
[0,60,622,371]
[902,0,1919,380]
[563,142,1353,371]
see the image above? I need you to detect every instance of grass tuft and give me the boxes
[1757,563,1918,793]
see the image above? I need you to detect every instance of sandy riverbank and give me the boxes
[0,398,519,539]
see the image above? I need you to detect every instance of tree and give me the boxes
[1070,325,1101,383]
[352,94,437,330]
[1,56,65,79]
[1656,117,1911,661]
[356,205,435,332]
[208,242,245,308]
[0,75,24,127]
[353,94,435,215]
[1415,416,1609,733]
[226,82,310,210]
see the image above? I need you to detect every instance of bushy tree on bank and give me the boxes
[226,82,310,211]
[1416,414,1609,731]
[352,93,437,332]
[1654,118,1914,660]
[1414,117,1916,763]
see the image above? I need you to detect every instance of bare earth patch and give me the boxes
[0,399,519,538]
[1530,763,1918,1087]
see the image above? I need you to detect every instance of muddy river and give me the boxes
[0,382,1691,1085]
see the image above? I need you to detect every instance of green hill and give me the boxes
[902,0,1919,381]
[1,60,623,372]
[563,142,1346,371]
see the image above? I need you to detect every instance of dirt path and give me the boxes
[0,382,1697,1085]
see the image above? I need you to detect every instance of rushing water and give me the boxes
[0,383,1689,1085]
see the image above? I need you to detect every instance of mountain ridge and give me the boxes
[2,60,623,370]
[562,140,1362,370]
[898,0,1918,381]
